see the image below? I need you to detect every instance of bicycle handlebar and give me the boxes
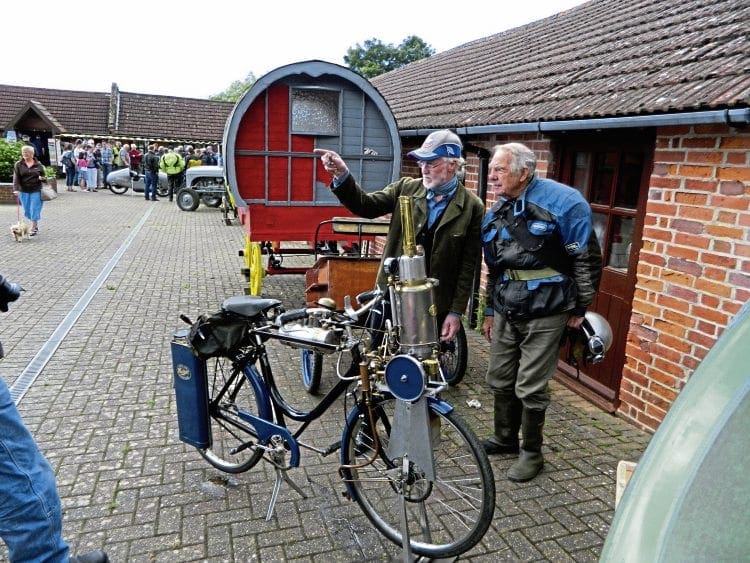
[277,309,308,325]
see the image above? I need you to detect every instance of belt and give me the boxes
[504,267,561,281]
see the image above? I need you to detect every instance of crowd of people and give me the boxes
[11,139,223,238]
[58,139,222,197]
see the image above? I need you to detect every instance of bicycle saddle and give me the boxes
[222,296,281,318]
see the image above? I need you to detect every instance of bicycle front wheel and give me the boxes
[301,349,323,394]
[340,397,495,558]
[200,355,265,473]
[440,322,468,386]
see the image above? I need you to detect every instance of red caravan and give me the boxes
[223,60,401,256]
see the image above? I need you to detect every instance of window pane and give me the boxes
[591,152,617,205]
[291,88,340,135]
[607,215,635,270]
[614,152,643,209]
[592,212,607,251]
[571,152,591,197]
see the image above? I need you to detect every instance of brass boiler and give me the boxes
[392,196,439,359]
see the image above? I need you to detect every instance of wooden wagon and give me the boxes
[223,60,402,299]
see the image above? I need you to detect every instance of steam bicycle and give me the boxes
[173,289,494,559]
[171,198,495,559]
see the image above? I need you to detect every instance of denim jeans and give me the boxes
[144,171,158,200]
[101,163,112,186]
[0,378,69,561]
[65,166,76,187]
[86,168,98,190]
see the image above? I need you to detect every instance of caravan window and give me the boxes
[291,88,340,135]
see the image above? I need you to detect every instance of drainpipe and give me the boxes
[463,144,490,330]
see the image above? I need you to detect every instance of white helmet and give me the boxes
[580,311,613,364]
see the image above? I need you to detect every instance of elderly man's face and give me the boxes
[417,158,456,189]
[488,151,530,200]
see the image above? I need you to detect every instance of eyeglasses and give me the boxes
[417,159,444,169]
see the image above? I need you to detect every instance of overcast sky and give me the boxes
[3,0,586,99]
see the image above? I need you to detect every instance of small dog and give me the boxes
[10,221,30,242]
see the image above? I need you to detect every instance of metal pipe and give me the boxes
[399,196,417,257]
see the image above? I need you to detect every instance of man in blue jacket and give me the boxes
[481,143,602,482]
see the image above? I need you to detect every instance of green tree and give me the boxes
[0,139,23,182]
[345,36,434,78]
[209,72,257,103]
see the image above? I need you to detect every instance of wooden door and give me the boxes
[554,131,654,409]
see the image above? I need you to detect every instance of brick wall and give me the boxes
[0,184,17,205]
[618,124,750,431]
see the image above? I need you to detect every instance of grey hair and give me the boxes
[455,157,467,183]
[492,143,537,177]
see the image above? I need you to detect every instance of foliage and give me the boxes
[209,72,257,103]
[0,139,23,182]
[345,36,434,78]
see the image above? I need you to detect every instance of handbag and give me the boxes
[41,185,57,201]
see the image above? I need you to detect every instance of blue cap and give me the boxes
[407,129,463,161]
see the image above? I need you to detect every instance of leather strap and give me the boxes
[504,267,561,281]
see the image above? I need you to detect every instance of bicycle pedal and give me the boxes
[321,441,341,457]
[230,440,255,455]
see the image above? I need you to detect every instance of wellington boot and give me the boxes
[481,391,522,455]
[508,449,544,482]
[480,438,520,455]
[507,407,546,481]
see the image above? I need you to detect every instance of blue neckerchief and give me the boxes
[426,177,458,227]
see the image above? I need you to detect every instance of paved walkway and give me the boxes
[0,189,651,561]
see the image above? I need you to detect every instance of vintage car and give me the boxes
[106,168,168,197]
[175,165,225,211]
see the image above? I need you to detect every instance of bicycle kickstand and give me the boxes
[266,466,307,521]
[265,436,307,521]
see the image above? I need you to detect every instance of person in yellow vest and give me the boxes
[185,148,202,169]
[159,147,185,202]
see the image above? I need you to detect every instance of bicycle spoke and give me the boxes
[341,397,495,558]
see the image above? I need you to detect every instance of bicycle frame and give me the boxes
[208,331,363,469]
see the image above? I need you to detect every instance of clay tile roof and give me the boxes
[117,91,233,141]
[0,84,109,135]
[0,83,233,143]
[372,0,750,130]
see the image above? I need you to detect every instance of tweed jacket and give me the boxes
[332,175,485,317]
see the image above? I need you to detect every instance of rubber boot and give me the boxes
[508,407,545,482]
[481,391,522,455]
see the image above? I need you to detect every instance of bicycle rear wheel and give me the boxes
[200,355,265,473]
[340,397,495,558]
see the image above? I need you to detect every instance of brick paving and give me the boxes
[0,189,651,562]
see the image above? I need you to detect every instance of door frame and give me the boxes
[551,130,655,411]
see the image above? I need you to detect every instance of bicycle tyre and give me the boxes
[440,323,468,386]
[301,349,323,394]
[340,396,495,558]
[199,355,265,473]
